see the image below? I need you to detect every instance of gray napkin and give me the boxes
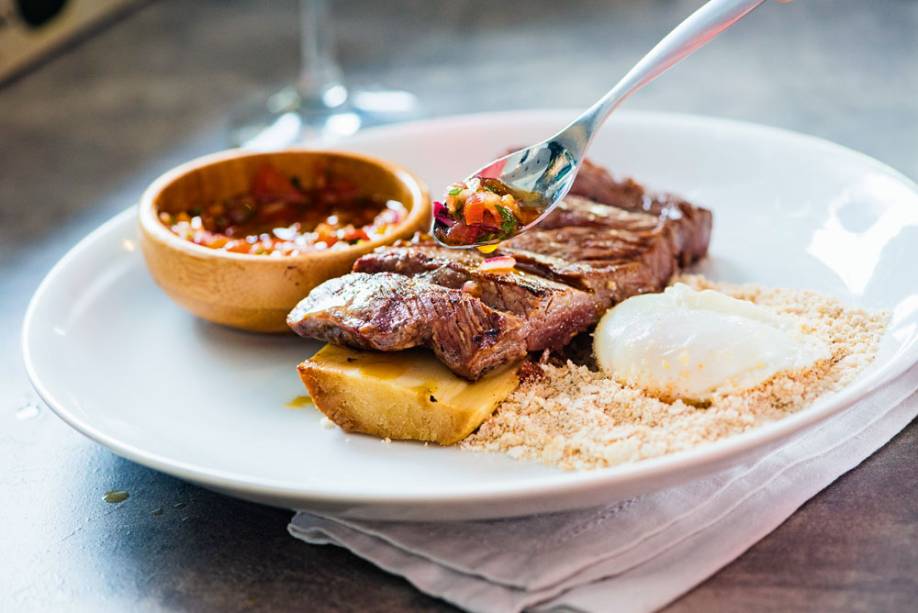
[290,367,918,613]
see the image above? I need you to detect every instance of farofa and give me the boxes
[461,276,888,470]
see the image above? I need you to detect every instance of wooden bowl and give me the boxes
[138,149,430,332]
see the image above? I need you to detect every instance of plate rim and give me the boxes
[22,109,918,507]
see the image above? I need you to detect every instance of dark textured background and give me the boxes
[2,1,916,610]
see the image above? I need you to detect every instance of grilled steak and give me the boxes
[288,158,713,380]
[287,272,528,380]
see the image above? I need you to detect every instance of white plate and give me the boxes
[23,111,918,521]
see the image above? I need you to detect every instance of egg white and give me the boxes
[593,284,829,400]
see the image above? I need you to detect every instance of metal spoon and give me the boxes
[432,0,768,249]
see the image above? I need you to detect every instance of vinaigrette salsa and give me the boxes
[160,164,406,256]
[432,176,542,247]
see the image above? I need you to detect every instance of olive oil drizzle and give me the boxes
[103,490,129,504]
[285,395,314,409]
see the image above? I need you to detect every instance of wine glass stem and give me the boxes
[298,0,346,105]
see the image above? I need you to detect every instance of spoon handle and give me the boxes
[558,0,767,157]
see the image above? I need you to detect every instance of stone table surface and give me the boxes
[1,0,916,611]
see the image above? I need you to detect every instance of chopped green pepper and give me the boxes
[497,205,518,236]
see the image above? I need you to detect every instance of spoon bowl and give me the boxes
[431,142,577,248]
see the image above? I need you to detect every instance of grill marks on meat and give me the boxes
[567,160,712,266]
[355,243,601,352]
[287,273,527,380]
[501,226,677,304]
[536,196,663,233]
[288,161,713,380]
[502,196,681,303]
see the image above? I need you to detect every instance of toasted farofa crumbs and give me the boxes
[461,276,888,471]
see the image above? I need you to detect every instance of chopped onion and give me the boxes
[478,255,516,273]
[433,201,455,226]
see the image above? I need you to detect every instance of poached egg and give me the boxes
[594,284,830,400]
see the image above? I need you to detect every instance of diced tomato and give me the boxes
[206,235,229,249]
[314,222,339,246]
[225,240,252,254]
[464,198,486,225]
[483,209,504,229]
[341,227,369,242]
[250,165,305,204]
[463,192,502,226]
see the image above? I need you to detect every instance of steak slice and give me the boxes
[287,272,527,380]
[354,242,601,351]
[567,160,712,266]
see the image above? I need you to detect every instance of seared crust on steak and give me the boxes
[355,242,601,352]
[567,159,712,265]
[500,225,678,303]
[287,272,527,380]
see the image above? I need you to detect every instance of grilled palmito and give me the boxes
[288,162,713,380]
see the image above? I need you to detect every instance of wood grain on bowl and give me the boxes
[138,149,430,332]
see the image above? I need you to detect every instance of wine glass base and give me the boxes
[227,85,421,149]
